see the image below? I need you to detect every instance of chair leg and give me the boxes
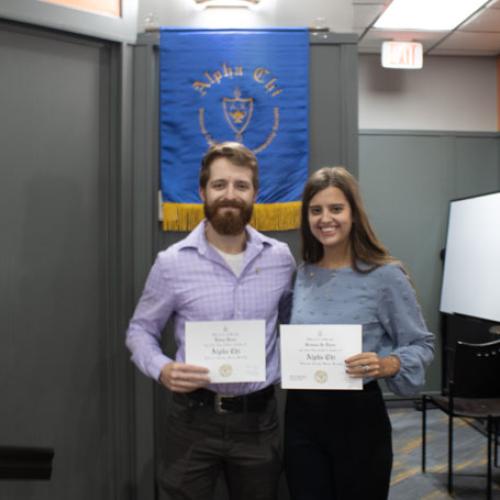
[422,395,427,473]
[495,420,498,468]
[448,412,454,495]
[487,417,492,500]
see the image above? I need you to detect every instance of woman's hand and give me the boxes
[345,352,401,379]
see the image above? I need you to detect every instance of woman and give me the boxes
[284,167,434,500]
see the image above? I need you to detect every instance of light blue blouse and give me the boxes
[290,262,435,396]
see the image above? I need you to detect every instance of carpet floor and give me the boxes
[389,407,500,499]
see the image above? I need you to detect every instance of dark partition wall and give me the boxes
[130,31,359,499]
[0,20,133,500]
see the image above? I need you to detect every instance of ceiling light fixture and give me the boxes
[194,0,260,8]
[374,0,488,31]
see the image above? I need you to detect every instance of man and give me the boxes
[126,142,295,500]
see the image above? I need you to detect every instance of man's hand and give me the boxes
[159,362,210,393]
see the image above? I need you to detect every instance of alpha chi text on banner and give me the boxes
[159,28,309,231]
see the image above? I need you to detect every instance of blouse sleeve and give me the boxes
[377,264,435,397]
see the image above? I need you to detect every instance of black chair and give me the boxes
[421,339,500,499]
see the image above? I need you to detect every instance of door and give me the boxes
[0,20,125,499]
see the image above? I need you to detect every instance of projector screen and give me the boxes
[440,191,500,322]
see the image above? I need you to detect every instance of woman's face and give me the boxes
[307,186,353,253]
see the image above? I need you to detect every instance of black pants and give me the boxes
[158,393,281,500]
[284,381,392,500]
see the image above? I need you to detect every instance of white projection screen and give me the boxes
[440,191,500,322]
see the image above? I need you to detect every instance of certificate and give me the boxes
[185,320,266,383]
[280,324,362,390]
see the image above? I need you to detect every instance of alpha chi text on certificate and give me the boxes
[185,320,266,383]
[280,324,362,390]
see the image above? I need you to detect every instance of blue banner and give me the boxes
[159,28,309,231]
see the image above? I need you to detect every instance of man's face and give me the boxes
[200,157,256,236]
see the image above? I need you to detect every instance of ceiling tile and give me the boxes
[352,0,386,4]
[352,27,366,36]
[353,4,385,29]
[358,29,444,53]
[433,31,500,53]
[356,0,500,56]
[460,7,500,32]
[361,29,445,44]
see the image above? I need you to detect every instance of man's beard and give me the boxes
[204,199,253,236]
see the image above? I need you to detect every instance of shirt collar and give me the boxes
[178,219,274,258]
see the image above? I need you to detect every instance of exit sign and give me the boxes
[381,41,423,69]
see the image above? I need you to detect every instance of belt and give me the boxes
[173,385,275,415]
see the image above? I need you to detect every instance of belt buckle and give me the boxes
[214,394,231,415]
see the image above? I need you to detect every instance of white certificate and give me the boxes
[185,320,266,383]
[280,324,362,390]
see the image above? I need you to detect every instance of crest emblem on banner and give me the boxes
[195,64,281,154]
[223,88,254,142]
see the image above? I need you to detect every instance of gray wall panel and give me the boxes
[359,131,500,393]
[454,137,499,198]
[309,44,342,172]
[309,36,358,176]
[130,40,160,500]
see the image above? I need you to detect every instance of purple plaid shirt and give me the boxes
[126,221,295,395]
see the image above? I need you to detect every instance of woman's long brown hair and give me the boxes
[300,167,398,273]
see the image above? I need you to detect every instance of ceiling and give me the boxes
[354,0,500,56]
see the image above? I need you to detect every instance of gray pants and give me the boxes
[158,394,281,500]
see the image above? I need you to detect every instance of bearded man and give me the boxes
[126,142,295,500]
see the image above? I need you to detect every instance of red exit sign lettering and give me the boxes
[382,41,423,69]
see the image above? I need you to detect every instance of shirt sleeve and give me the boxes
[277,245,296,325]
[377,265,435,397]
[125,253,176,381]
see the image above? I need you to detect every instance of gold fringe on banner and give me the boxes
[252,201,302,231]
[162,201,302,232]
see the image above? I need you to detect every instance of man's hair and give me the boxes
[199,142,259,191]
